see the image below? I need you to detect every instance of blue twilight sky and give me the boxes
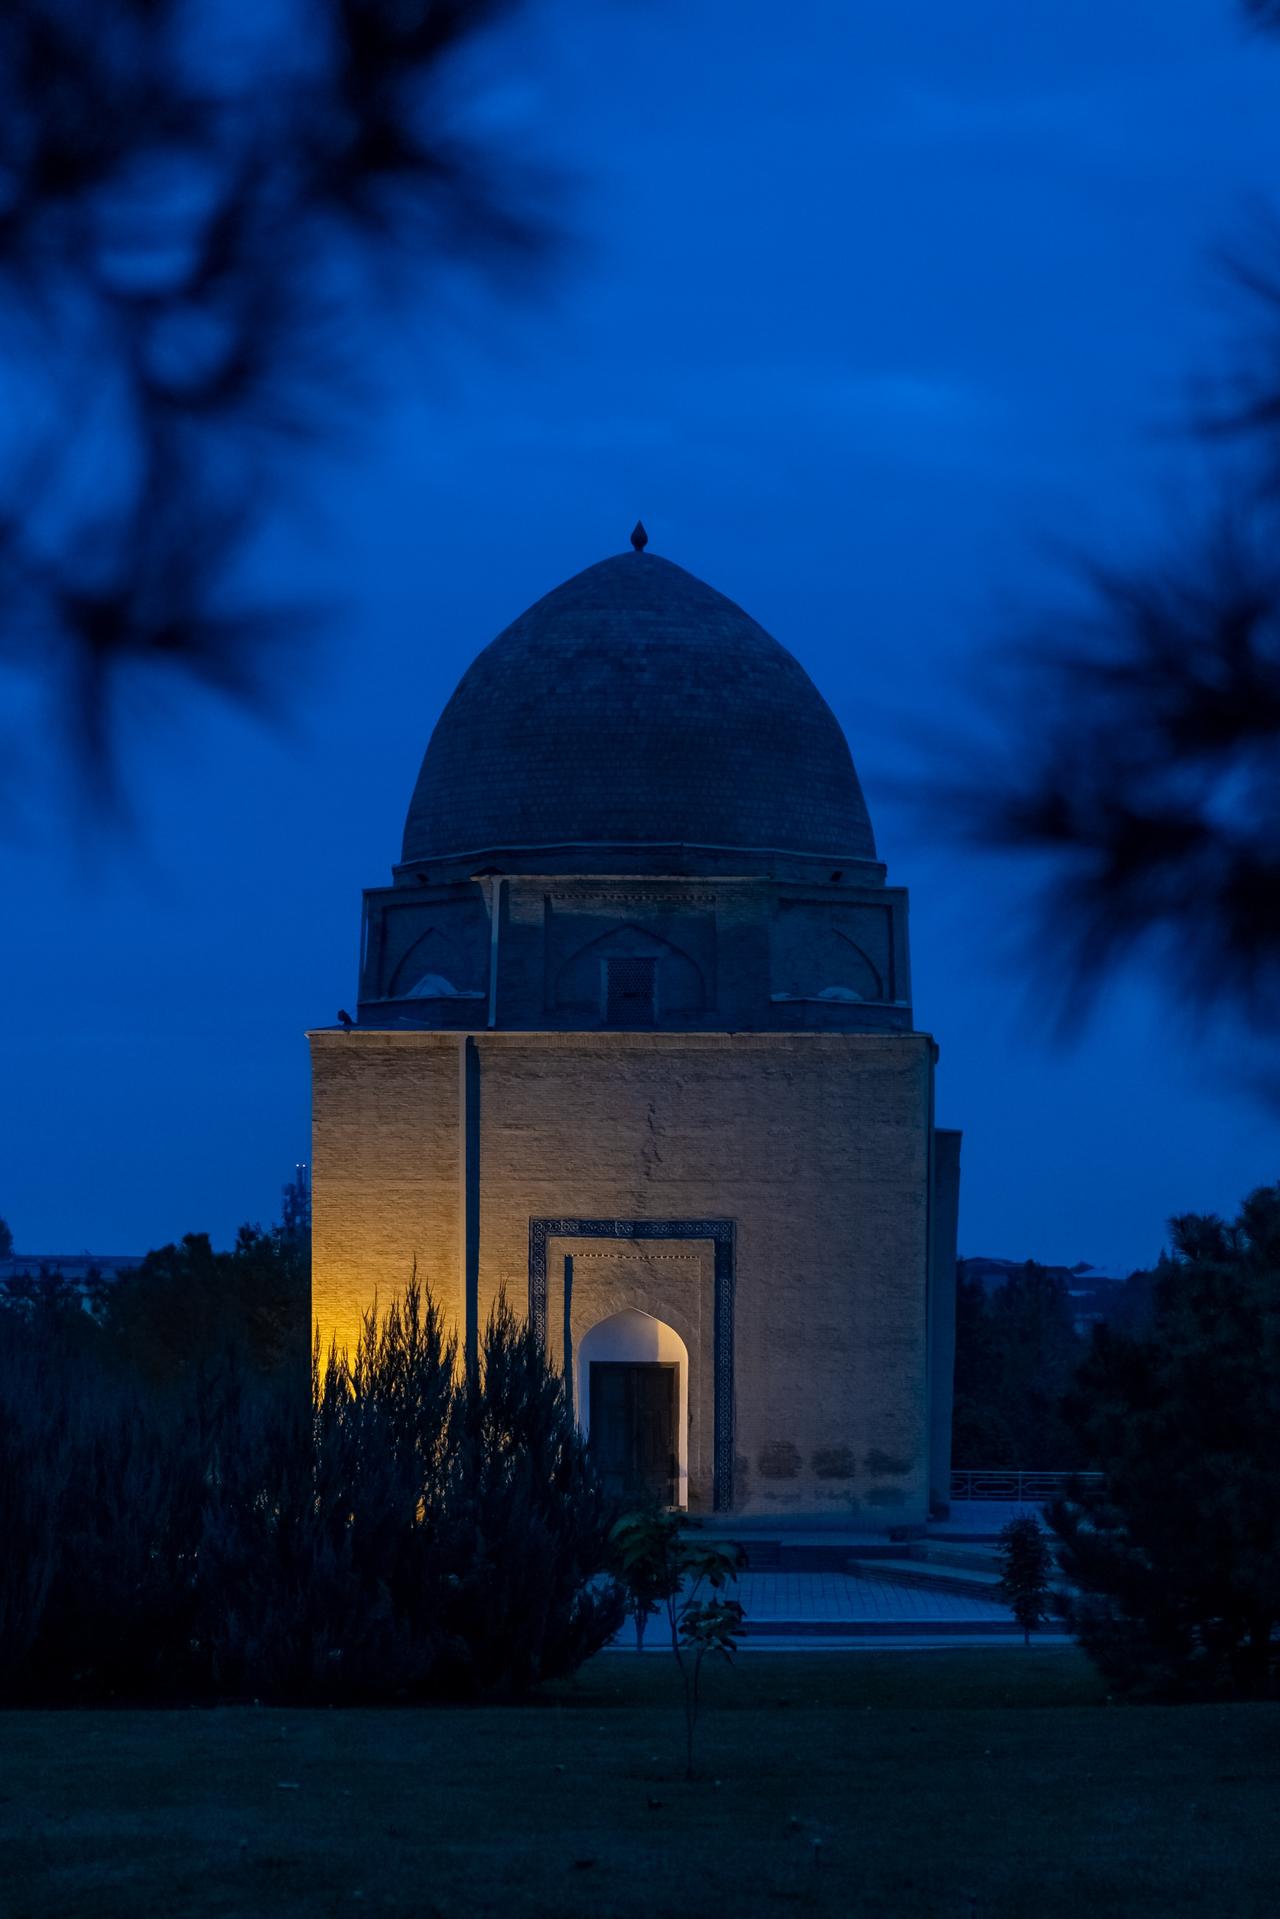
[3,0,1279,1270]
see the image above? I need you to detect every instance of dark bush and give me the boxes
[0,1279,621,1703]
[435,1297,623,1696]
[0,1318,75,1693]
[1050,1184,1280,1700]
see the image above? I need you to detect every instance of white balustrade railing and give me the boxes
[949,1469,1105,1502]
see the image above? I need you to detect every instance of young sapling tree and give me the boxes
[610,1509,745,1777]
[999,1512,1055,1645]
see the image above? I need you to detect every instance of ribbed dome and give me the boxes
[401,551,876,869]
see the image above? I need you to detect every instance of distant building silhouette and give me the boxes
[958,1255,1127,1336]
[0,1252,141,1290]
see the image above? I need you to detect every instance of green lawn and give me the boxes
[3,1650,1278,1918]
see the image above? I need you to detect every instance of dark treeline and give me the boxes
[2,1226,308,1390]
[951,1260,1163,1469]
[1051,1184,1280,1698]
[5,1182,1276,1703]
[0,1276,621,1705]
[956,1185,1280,1696]
[952,1263,1085,1470]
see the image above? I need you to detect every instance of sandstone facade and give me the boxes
[310,547,961,1526]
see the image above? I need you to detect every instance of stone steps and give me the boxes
[738,1540,902,1573]
[910,1543,1003,1572]
[848,1557,1005,1598]
[732,1537,1005,1578]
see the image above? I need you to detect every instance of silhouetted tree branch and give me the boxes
[0,0,557,805]
[949,519,1280,1027]
[944,2,1280,1035]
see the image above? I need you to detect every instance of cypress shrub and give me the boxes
[0,1279,621,1703]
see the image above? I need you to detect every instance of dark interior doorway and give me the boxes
[588,1361,677,1504]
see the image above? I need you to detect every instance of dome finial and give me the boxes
[630,520,648,553]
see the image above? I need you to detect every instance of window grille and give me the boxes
[605,956,657,1025]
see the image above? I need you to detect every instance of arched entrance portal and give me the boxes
[577,1309,689,1509]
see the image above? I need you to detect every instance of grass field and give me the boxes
[3,1649,1278,1918]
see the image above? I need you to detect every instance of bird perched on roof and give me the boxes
[337,1009,354,1031]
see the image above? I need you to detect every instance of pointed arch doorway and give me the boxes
[528,1215,736,1512]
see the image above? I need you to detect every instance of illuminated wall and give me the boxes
[311,1027,945,1522]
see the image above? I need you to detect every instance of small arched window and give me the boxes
[604,955,657,1025]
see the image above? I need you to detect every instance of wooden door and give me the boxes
[589,1362,677,1504]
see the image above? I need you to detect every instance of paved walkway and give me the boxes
[736,1571,1009,1626]
[603,1518,1070,1647]
[606,1569,1016,1653]
[606,1633,1072,1653]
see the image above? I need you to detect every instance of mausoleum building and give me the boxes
[310,538,960,1525]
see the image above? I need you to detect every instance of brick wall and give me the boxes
[311,1029,936,1524]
